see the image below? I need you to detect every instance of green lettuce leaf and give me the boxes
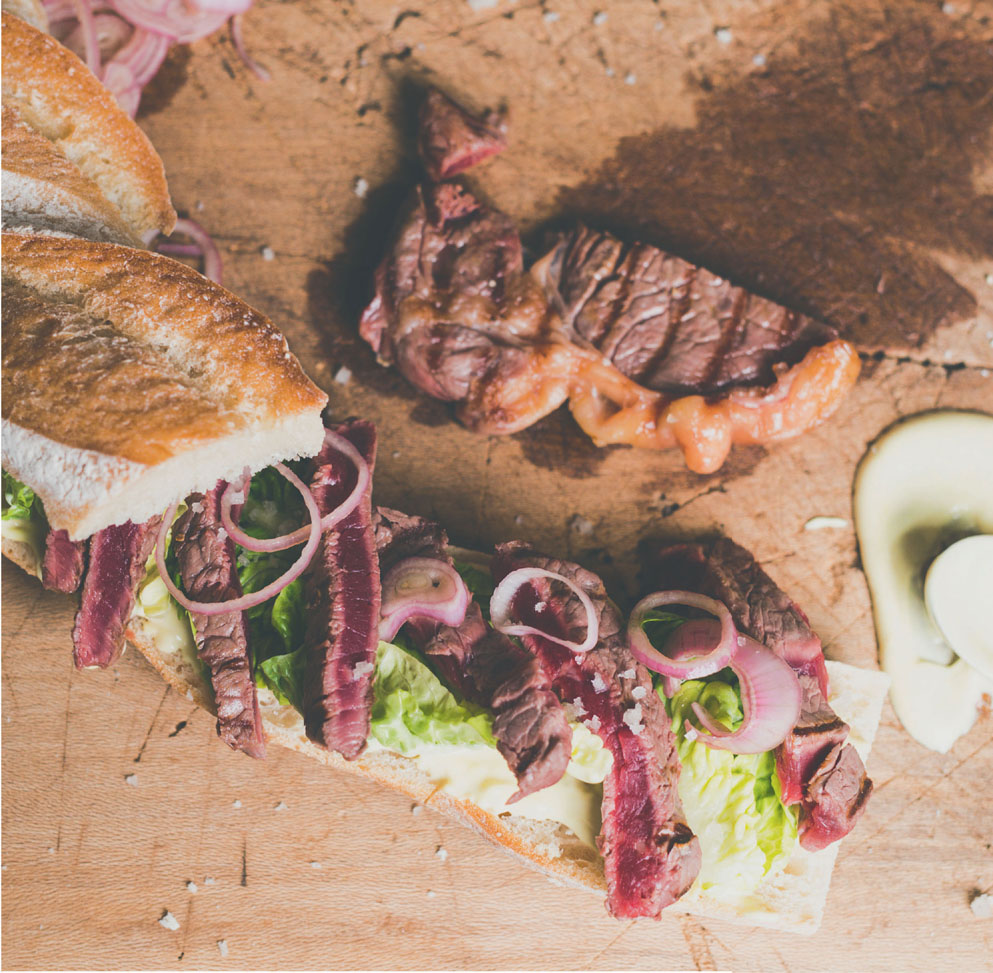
[257,647,307,710]
[369,640,495,752]
[453,560,494,617]
[2,471,41,521]
[666,678,798,901]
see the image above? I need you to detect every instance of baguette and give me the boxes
[1,234,329,538]
[1,12,175,245]
[1,535,889,934]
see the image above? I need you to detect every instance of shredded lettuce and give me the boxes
[370,639,495,751]
[666,678,798,901]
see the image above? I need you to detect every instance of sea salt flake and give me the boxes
[217,527,228,542]
[186,881,198,894]
[543,10,559,22]
[204,877,216,885]
[753,53,767,66]
[353,177,369,198]
[619,669,635,680]
[217,940,229,957]
[274,801,287,811]
[624,71,637,85]
[435,846,449,861]
[715,26,732,44]
[310,861,322,869]
[260,246,275,261]
[571,697,587,717]
[584,715,602,732]
[622,703,644,735]
[190,501,204,514]
[534,600,547,613]
[971,893,992,918]
[159,911,180,931]
[593,11,607,25]
[232,800,242,809]
[632,685,647,700]
[334,366,352,385]
[591,673,607,693]
[426,889,437,898]
[124,774,138,786]
[352,661,375,681]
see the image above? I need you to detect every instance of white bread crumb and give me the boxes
[159,911,179,931]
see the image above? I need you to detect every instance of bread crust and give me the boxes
[1,12,175,239]
[0,539,890,933]
[2,234,329,537]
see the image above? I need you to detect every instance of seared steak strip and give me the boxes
[302,420,381,759]
[646,539,871,851]
[536,225,837,396]
[72,517,161,668]
[42,528,86,593]
[172,486,265,759]
[374,507,572,799]
[419,88,507,182]
[493,541,701,918]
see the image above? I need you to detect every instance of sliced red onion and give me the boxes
[688,633,802,754]
[115,25,171,85]
[230,12,270,80]
[71,0,103,77]
[218,429,371,553]
[379,557,470,642]
[155,218,223,284]
[154,462,321,616]
[101,60,142,115]
[490,568,599,654]
[107,0,249,43]
[628,590,737,680]
[654,618,725,698]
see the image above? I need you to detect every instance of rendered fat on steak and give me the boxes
[72,517,161,668]
[302,420,381,759]
[493,541,701,918]
[373,507,573,799]
[418,88,507,182]
[646,539,872,851]
[172,485,265,759]
[42,528,86,593]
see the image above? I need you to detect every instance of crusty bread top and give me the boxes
[1,234,329,537]
[1,12,175,239]
[1,0,47,33]
[2,104,142,245]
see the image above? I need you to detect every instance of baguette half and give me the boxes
[1,234,329,539]
[1,12,175,245]
[0,537,889,933]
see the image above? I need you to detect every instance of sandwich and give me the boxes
[360,88,861,474]
[1,11,176,246]
[2,234,887,931]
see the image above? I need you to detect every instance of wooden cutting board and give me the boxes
[3,1,992,968]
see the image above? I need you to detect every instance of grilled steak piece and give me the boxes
[373,507,572,799]
[172,486,265,759]
[536,225,837,396]
[645,539,871,850]
[419,88,507,182]
[493,541,701,919]
[42,528,85,593]
[72,517,161,668]
[359,182,536,404]
[302,420,381,759]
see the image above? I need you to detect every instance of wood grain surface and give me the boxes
[3,0,993,969]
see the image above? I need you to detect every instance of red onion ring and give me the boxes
[490,568,599,654]
[687,633,802,754]
[654,618,725,698]
[71,0,103,77]
[107,0,249,44]
[628,590,737,679]
[219,429,371,553]
[154,462,321,616]
[230,12,270,80]
[158,218,223,284]
[379,557,470,642]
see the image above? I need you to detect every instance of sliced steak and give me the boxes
[645,538,871,850]
[42,529,86,593]
[493,541,701,919]
[172,485,265,759]
[419,87,507,182]
[72,517,161,668]
[536,225,837,396]
[373,507,572,799]
[302,420,381,759]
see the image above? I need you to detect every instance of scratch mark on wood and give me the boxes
[133,685,172,763]
[241,838,248,887]
[168,720,188,737]
[584,920,636,969]
[680,916,716,971]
